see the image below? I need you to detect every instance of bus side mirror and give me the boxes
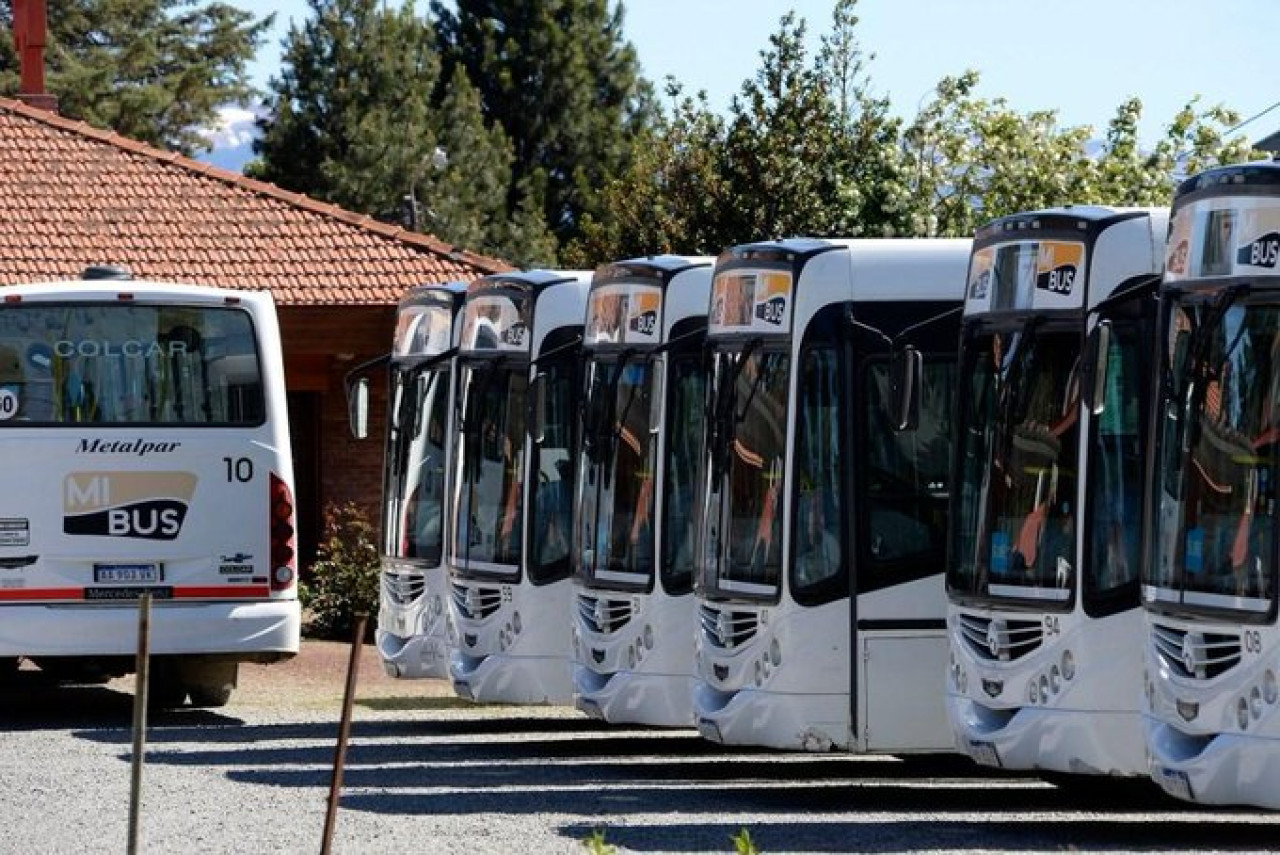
[1083,320,1112,416]
[529,372,547,444]
[890,346,923,432]
[347,376,370,440]
[648,359,664,435]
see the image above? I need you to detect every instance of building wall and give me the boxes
[279,305,394,569]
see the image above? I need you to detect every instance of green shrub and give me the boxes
[301,502,380,641]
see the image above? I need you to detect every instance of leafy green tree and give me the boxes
[899,71,1259,237]
[0,0,271,153]
[432,0,655,253]
[563,80,729,266]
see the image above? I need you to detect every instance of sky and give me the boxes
[208,0,1280,161]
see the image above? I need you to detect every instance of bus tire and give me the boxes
[147,668,188,710]
[184,661,238,709]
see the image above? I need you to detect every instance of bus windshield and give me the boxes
[452,360,527,578]
[698,343,789,601]
[384,363,450,565]
[949,325,1080,604]
[575,355,658,591]
[0,303,263,426]
[1147,296,1279,616]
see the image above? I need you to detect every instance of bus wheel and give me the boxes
[184,661,238,709]
[147,668,188,710]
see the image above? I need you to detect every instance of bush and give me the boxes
[301,502,380,641]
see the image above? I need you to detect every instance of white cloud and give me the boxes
[195,104,265,172]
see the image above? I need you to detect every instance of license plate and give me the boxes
[1153,766,1193,801]
[94,563,162,584]
[967,739,1002,767]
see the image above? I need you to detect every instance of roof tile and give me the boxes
[0,98,511,304]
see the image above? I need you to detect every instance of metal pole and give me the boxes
[128,593,152,855]
[321,613,367,855]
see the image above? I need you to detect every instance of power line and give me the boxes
[1227,97,1280,138]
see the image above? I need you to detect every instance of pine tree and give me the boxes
[250,0,543,264]
[432,0,654,255]
[0,0,270,154]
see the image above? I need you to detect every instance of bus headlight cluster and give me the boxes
[1026,651,1074,706]
[1236,670,1279,730]
[499,612,522,653]
[949,650,968,694]
[751,638,782,687]
[629,625,655,671]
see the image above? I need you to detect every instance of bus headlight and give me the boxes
[1250,686,1264,720]
[1049,665,1061,694]
[769,638,781,667]
[1265,670,1278,705]
[754,659,763,687]
[1028,680,1039,705]
[1039,675,1050,702]
[1060,650,1076,682]
[643,624,654,650]
[1237,696,1250,730]
[512,611,522,635]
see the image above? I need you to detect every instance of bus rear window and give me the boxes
[0,304,265,426]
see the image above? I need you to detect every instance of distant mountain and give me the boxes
[195,105,262,173]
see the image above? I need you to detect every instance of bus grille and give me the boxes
[576,594,634,635]
[957,613,1043,662]
[698,605,758,651]
[1151,623,1241,680]
[382,570,426,607]
[451,582,502,621]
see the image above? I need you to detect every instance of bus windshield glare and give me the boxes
[384,364,450,564]
[0,304,263,426]
[698,344,789,601]
[949,325,1080,603]
[1147,295,1278,616]
[453,360,527,577]
[575,356,658,590]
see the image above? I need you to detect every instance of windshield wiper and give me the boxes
[709,338,762,482]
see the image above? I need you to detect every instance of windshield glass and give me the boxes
[1147,297,1278,615]
[452,360,527,578]
[948,325,1080,604]
[697,344,790,601]
[575,355,658,590]
[0,304,263,426]
[661,352,706,595]
[383,365,450,565]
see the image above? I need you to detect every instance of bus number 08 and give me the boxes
[223,456,254,483]
[1244,630,1262,655]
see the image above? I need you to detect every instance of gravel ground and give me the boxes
[1,642,1277,855]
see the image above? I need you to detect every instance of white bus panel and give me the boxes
[0,270,298,707]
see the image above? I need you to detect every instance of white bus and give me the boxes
[693,238,968,752]
[946,207,1167,778]
[347,283,466,679]
[1144,161,1280,808]
[448,270,590,704]
[571,256,712,726]
[0,267,299,707]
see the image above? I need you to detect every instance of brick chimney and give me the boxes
[13,0,58,113]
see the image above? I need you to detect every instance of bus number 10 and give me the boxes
[223,456,255,483]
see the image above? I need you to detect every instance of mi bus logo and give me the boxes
[63,472,197,540]
[1238,232,1280,269]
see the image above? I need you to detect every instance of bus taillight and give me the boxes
[270,473,296,592]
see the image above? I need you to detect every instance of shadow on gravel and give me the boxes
[0,670,243,730]
[560,815,1280,853]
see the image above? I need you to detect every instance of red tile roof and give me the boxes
[0,97,511,304]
